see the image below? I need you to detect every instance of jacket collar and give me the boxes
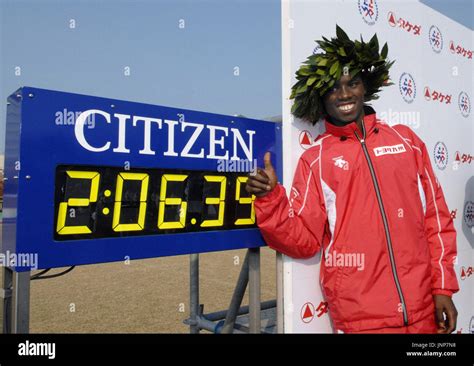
[324,105,377,139]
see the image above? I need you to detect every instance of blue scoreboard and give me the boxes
[2,87,282,271]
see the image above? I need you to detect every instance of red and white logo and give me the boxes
[399,72,416,104]
[387,11,397,27]
[333,156,349,170]
[424,86,452,105]
[433,141,448,170]
[374,144,406,156]
[358,0,379,25]
[301,302,315,323]
[449,40,473,59]
[289,187,300,208]
[460,266,473,281]
[454,151,473,165]
[315,301,329,318]
[458,91,471,118]
[428,25,443,53]
[387,11,421,35]
[299,130,313,150]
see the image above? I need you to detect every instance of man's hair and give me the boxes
[290,25,395,125]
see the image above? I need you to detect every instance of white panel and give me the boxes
[281,0,473,333]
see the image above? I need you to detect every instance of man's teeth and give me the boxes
[338,103,355,111]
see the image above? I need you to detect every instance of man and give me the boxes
[246,26,458,333]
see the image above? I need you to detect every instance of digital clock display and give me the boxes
[54,165,256,240]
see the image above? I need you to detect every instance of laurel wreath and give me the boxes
[290,25,395,125]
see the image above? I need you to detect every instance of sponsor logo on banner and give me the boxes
[387,11,397,27]
[374,144,406,157]
[449,40,473,59]
[358,0,378,25]
[460,266,473,281]
[316,301,329,318]
[399,73,416,104]
[433,141,448,170]
[387,11,421,35]
[424,87,452,105]
[73,110,255,160]
[428,25,443,53]
[464,201,474,228]
[458,91,471,118]
[301,302,315,323]
[299,130,313,150]
[454,151,473,165]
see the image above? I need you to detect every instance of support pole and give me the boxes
[248,247,261,334]
[189,254,200,334]
[221,251,249,334]
[1,266,13,334]
[11,270,30,333]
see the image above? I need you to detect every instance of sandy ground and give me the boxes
[1,239,276,333]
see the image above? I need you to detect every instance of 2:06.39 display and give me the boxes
[54,165,257,240]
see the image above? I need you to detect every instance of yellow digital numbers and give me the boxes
[157,174,188,229]
[55,167,259,239]
[234,176,256,225]
[56,171,100,235]
[112,172,149,232]
[201,176,227,227]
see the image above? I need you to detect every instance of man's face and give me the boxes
[322,74,366,126]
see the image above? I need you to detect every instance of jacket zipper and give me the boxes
[354,124,409,326]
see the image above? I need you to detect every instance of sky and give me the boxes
[0,0,282,155]
[420,0,473,30]
[0,0,472,156]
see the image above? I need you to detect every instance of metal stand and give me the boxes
[1,266,13,333]
[1,267,30,333]
[248,247,261,334]
[221,251,249,333]
[188,248,264,334]
[3,248,265,334]
[189,253,200,334]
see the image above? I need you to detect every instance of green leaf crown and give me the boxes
[290,25,395,125]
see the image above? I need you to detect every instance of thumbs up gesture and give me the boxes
[245,152,278,197]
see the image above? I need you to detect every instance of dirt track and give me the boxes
[1,243,276,333]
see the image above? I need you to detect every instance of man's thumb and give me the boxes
[264,152,273,170]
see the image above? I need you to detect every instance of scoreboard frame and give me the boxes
[2,87,282,271]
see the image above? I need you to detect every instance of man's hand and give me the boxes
[245,151,278,198]
[434,294,458,334]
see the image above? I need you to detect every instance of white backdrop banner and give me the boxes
[280,0,473,333]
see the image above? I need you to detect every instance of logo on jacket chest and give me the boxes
[332,156,349,170]
[373,144,407,156]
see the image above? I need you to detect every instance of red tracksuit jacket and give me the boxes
[255,108,459,332]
